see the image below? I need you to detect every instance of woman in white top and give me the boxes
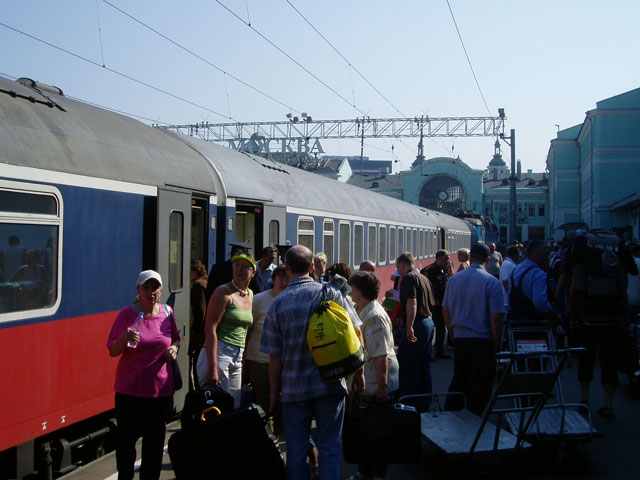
[244,265,288,429]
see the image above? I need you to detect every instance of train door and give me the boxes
[157,187,191,412]
[235,203,264,258]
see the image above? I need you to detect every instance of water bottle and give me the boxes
[127,312,144,348]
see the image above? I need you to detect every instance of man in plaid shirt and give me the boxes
[261,245,365,480]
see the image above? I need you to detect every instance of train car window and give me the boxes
[379,226,387,264]
[413,230,419,257]
[0,185,61,321]
[168,211,184,293]
[269,220,279,248]
[406,229,412,255]
[323,220,334,265]
[420,230,425,258]
[426,230,432,256]
[367,225,377,264]
[389,226,396,262]
[398,227,404,254]
[339,222,350,265]
[297,217,314,252]
[354,224,364,266]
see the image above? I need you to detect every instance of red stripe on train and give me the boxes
[0,311,120,452]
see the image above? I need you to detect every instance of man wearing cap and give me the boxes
[260,245,364,480]
[443,242,505,415]
[205,242,250,304]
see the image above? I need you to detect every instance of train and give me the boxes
[0,75,477,478]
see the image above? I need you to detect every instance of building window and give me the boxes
[339,222,350,265]
[528,204,536,217]
[297,217,314,252]
[354,224,364,266]
[367,225,377,263]
[323,219,334,265]
[538,204,546,217]
[0,185,61,321]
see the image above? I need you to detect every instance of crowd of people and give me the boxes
[106,232,640,480]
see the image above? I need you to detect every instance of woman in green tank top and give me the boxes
[199,253,256,407]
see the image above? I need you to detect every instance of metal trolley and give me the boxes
[499,319,596,443]
[401,348,583,465]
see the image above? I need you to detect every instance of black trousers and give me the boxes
[445,338,496,416]
[115,393,172,480]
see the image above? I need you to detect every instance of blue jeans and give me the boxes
[397,317,435,410]
[282,394,345,480]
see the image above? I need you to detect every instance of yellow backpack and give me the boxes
[307,285,365,382]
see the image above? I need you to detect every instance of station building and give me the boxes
[547,87,640,240]
[347,144,549,244]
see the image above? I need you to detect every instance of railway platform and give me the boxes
[62,355,639,480]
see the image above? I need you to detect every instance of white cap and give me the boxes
[137,270,162,287]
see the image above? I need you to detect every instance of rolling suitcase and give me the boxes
[169,404,285,479]
[180,385,234,430]
[342,403,421,464]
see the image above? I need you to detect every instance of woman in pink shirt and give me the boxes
[107,270,180,480]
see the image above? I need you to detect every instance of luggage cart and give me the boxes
[501,319,596,442]
[401,349,578,464]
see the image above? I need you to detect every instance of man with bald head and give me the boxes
[359,260,376,273]
[260,245,365,480]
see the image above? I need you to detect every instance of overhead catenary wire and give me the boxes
[446,0,492,116]
[285,0,406,117]
[0,22,236,122]
[101,0,300,115]
[215,0,366,116]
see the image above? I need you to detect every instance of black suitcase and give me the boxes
[169,404,285,479]
[180,385,234,430]
[342,403,421,464]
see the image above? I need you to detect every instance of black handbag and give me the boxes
[342,403,421,464]
[172,360,183,391]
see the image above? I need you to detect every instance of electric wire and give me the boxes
[95,0,106,67]
[286,0,406,117]
[0,22,236,121]
[215,0,366,116]
[446,0,492,115]
[102,0,300,115]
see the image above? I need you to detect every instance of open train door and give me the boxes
[157,186,192,413]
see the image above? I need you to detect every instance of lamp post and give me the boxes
[500,127,517,244]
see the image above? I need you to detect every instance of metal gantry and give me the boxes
[155,114,505,143]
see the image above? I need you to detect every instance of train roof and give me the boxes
[0,75,469,231]
[163,131,440,227]
[0,76,216,193]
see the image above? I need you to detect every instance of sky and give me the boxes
[2,0,640,174]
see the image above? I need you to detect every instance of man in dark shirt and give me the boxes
[421,250,451,359]
[396,252,435,410]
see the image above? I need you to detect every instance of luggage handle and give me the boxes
[200,406,221,422]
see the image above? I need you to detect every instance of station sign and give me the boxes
[228,137,325,155]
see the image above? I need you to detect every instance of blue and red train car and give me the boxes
[0,75,474,477]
